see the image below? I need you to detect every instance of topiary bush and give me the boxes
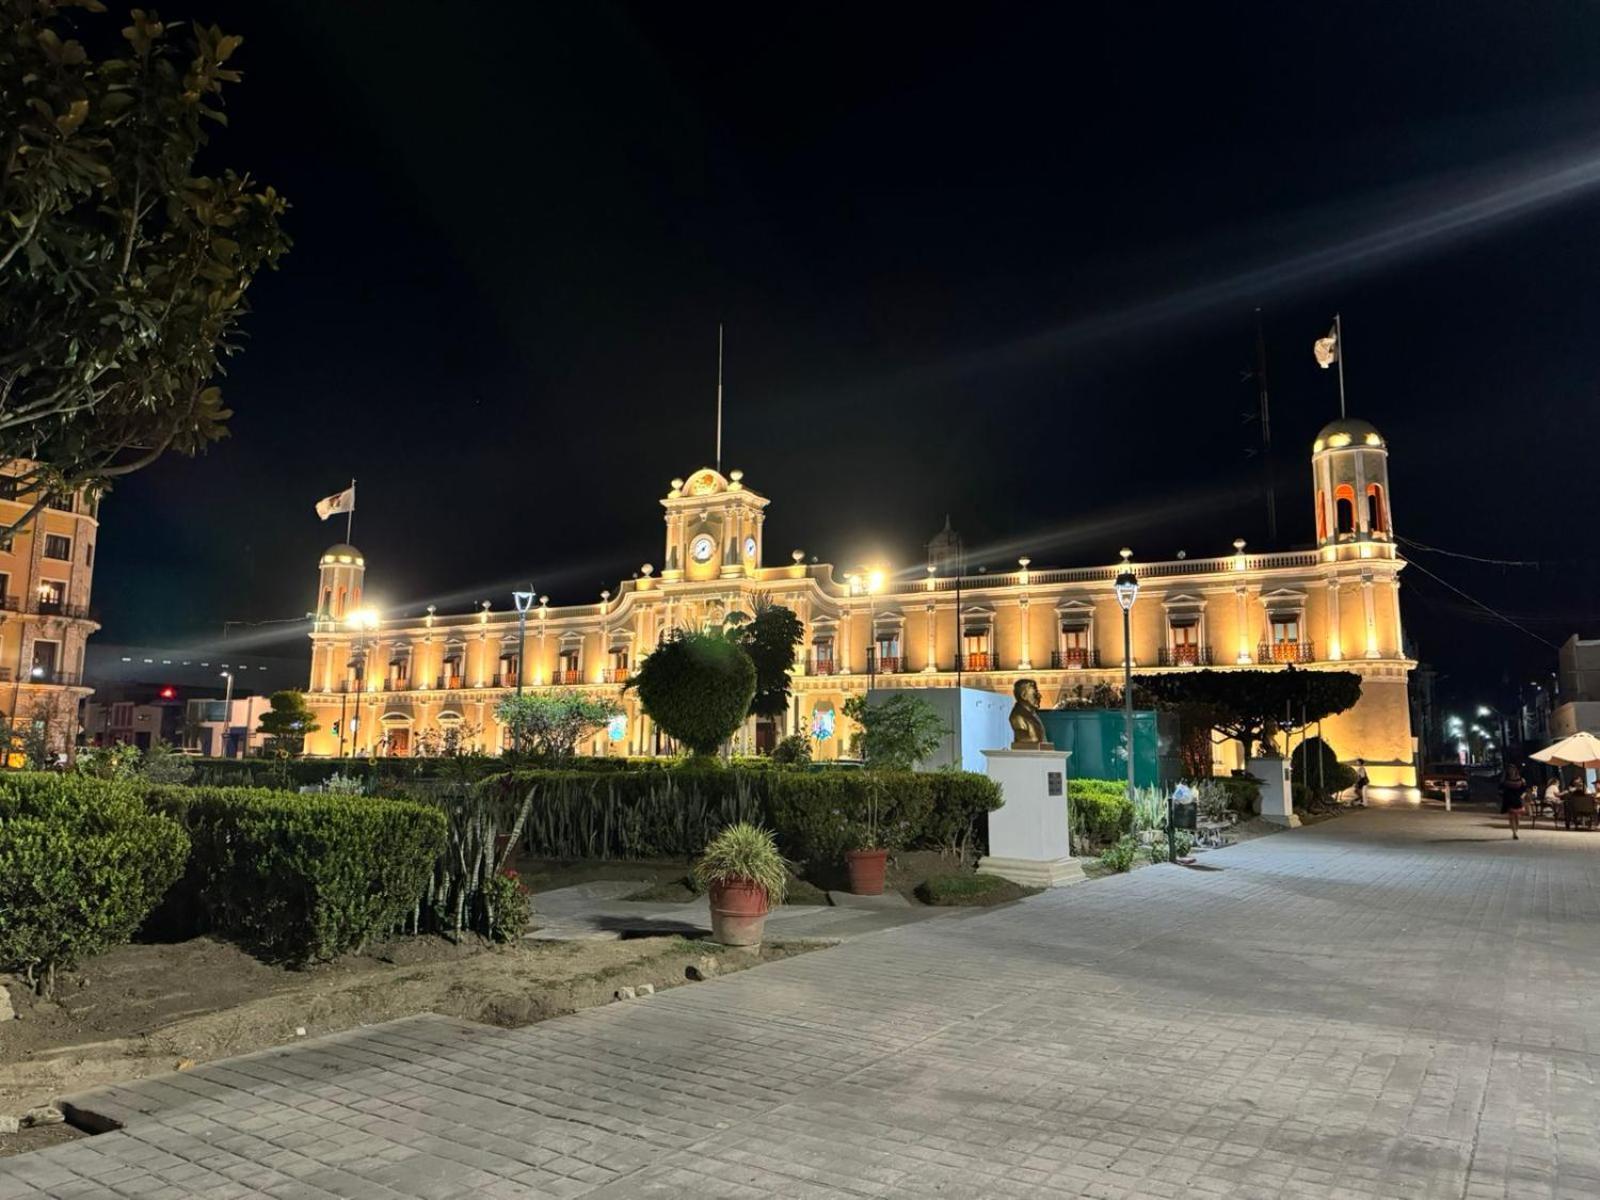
[628,630,756,756]
[1291,736,1357,806]
[1069,778,1134,849]
[0,774,189,994]
[149,785,446,962]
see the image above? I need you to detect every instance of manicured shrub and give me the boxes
[478,766,1000,865]
[1069,778,1134,849]
[1291,737,1357,804]
[769,734,812,766]
[149,785,446,962]
[0,774,189,994]
[483,870,531,943]
[629,630,756,756]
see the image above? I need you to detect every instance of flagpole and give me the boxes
[1334,313,1347,419]
[715,324,724,474]
[346,478,355,543]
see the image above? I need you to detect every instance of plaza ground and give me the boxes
[4,804,1598,1197]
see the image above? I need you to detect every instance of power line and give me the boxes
[1398,535,1549,568]
[1402,554,1558,649]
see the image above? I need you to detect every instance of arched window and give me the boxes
[322,587,333,616]
[334,585,347,617]
[1366,483,1387,534]
[1333,484,1356,536]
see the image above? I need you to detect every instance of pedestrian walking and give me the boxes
[1501,762,1527,839]
[1352,758,1370,807]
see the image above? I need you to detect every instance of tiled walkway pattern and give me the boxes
[3,807,1597,1198]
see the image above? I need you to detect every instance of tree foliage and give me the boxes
[730,593,804,721]
[494,692,622,762]
[1290,735,1357,803]
[256,689,319,756]
[1,1,290,527]
[843,693,949,771]
[1134,667,1362,760]
[629,630,756,757]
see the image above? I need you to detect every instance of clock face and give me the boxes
[744,536,757,558]
[690,535,715,564]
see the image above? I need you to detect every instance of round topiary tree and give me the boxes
[630,631,757,757]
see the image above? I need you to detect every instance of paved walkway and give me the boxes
[528,880,967,941]
[5,807,1600,1199]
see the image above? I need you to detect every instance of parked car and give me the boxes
[1422,763,1469,801]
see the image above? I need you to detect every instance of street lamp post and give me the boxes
[861,567,885,689]
[344,607,379,757]
[1114,550,1147,847]
[513,588,535,696]
[219,670,234,758]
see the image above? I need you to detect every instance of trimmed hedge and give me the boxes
[148,785,447,962]
[1069,778,1134,849]
[0,774,189,992]
[479,768,1002,864]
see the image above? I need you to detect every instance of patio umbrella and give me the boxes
[1530,732,1600,768]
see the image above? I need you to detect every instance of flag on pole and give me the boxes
[315,484,355,521]
[1312,321,1339,369]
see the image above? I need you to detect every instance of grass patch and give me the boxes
[914,872,1038,907]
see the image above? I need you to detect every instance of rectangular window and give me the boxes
[36,580,64,612]
[0,533,12,554]
[46,493,73,513]
[31,640,59,681]
[1061,627,1088,650]
[0,478,16,500]
[84,542,93,567]
[1271,618,1300,644]
[43,534,70,561]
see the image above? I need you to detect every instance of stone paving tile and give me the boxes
[5,807,1599,1198]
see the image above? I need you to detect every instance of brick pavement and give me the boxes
[3,806,1597,1198]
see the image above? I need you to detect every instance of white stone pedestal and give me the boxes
[977,749,1085,887]
[1248,755,1300,827]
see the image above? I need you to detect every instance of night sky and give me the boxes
[93,2,1600,705]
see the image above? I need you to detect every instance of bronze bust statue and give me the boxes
[1008,678,1053,750]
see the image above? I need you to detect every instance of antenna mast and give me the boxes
[715,324,724,474]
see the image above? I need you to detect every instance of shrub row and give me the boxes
[0,774,189,992]
[479,768,1002,864]
[1068,778,1134,848]
[147,785,447,962]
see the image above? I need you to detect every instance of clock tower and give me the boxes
[660,467,768,583]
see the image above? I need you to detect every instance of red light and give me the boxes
[158,686,176,700]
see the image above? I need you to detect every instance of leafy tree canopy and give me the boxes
[629,629,755,757]
[843,693,948,771]
[1,1,290,529]
[494,692,622,762]
[730,593,804,721]
[1133,667,1362,760]
[256,689,319,756]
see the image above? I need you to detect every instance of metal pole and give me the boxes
[517,609,527,697]
[1334,313,1347,419]
[868,589,876,690]
[221,671,234,758]
[337,684,348,759]
[1123,605,1135,803]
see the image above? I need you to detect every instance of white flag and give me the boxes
[1313,321,1339,369]
[315,484,355,521]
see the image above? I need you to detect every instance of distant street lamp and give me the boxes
[219,670,234,758]
[512,588,536,696]
[344,607,379,757]
[1114,549,1139,812]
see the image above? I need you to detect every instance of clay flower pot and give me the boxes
[845,848,889,896]
[707,878,770,947]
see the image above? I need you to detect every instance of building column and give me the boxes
[924,602,937,672]
[1017,596,1032,670]
[1326,578,1342,660]
[1362,572,1379,658]
[1388,574,1404,658]
[1235,586,1252,664]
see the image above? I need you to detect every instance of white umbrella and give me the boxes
[1530,732,1600,768]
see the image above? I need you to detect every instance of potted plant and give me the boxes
[694,823,789,947]
[845,777,889,895]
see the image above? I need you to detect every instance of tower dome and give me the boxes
[1311,416,1392,548]
[315,543,366,620]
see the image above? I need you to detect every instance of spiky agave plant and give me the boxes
[693,822,789,904]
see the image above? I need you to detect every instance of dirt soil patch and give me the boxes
[0,932,812,1158]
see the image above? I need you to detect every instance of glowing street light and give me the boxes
[512,587,536,697]
[853,566,888,688]
[341,606,380,757]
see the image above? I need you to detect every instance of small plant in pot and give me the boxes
[694,823,789,947]
[845,777,890,896]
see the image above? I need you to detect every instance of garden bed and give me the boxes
[0,931,812,1158]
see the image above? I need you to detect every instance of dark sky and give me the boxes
[94,2,1600,705]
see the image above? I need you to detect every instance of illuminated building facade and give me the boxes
[302,417,1416,788]
[0,467,102,763]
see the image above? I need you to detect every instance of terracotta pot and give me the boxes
[708,878,770,947]
[845,848,889,896]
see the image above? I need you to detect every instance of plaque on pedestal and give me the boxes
[977,748,1085,887]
